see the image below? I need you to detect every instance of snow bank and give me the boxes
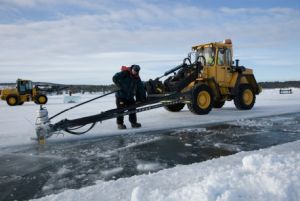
[33,140,300,201]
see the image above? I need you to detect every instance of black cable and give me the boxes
[64,123,96,135]
[49,90,117,120]
[66,124,86,130]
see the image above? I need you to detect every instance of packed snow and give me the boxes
[0,88,300,200]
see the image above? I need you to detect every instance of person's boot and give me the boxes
[117,124,127,129]
[131,122,141,128]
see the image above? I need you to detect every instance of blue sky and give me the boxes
[0,0,300,84]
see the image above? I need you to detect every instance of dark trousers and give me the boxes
[116,97,137,125]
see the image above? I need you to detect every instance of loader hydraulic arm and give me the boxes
[163,58,192,77]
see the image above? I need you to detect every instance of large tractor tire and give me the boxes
[34,94,48,105]
[213,100,225,108]
[234,84,256,110]
[6,95,19,106]
[18,101,24,105]
[164,103,185,112]
[187,84,213,115]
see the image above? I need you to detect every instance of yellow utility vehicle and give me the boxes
[0,79,48,106]
[146,39,261,114]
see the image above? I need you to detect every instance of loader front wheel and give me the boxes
[234,84,255,110]
[35,94,48,105]
[188,84,213,115]
[6,95,19,106]
[164,103,185,112]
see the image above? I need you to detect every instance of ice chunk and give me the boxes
[63,96,81,104]
[136,161,166,172]
[229,119,273,127]
[100,167,123,178]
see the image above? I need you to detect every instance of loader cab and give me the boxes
[17,79,33,95]
[193,40,233,86]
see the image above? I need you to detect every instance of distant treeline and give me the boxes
[58,84,118,94]
[1,81,299,94]
[0,82,118,94]
[258,81,300,89]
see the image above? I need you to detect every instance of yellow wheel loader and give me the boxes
[145,39,261,114]
[0,79,48,106]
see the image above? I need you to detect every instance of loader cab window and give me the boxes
[225,49,232,66]
[188,52,198,63]
[19,84,26,93]
[197,47,216,66]
[217,48,232,66]
[27,81,33,90]
[18,80,32,94]
[217,48,225,65]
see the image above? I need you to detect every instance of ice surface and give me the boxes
[171,128,209,135]
[1,88,300,200]
[1,88,300,148]
[229,119,274,127]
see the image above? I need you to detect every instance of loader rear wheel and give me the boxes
[164,103,185,112]
[187,84,213,115]
[234,84,255,110]
[6,95,19,106]
[213,101,225,108]
[18,101,24,105]
[35,94,48,105]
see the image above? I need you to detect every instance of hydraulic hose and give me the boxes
[49,90,117,121]
[64,122,96,135]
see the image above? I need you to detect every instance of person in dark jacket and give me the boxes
[112,64,146,129]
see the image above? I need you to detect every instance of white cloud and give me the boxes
[1,0,36,7]
[0,0,64,7]
[0,2,300,83]
[220,7,296,16]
